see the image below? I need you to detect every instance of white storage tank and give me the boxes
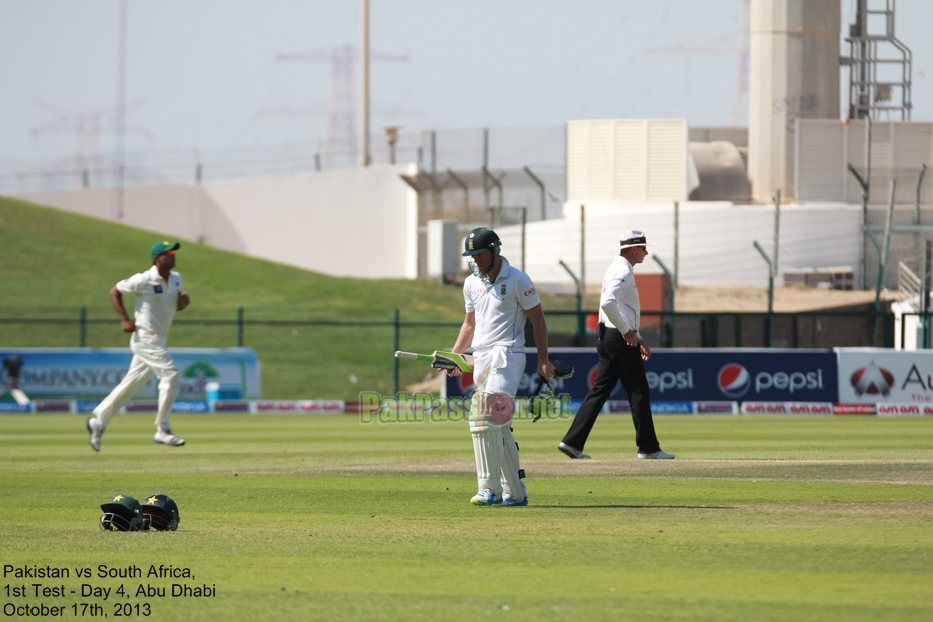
[748,0,840,202]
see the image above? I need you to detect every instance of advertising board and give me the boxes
[443,348,838,404]
[0,348,261,401]
[836,348,933,404]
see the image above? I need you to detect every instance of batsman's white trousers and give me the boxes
[93,331,180,429]
[470,346,526,499]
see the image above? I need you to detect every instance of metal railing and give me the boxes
[0,307,897,400]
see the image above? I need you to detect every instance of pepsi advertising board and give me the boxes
[443,348,838,404]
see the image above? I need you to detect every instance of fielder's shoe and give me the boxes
[85,417,103,452]
[501,494,528,507]
[470,488,502,506]
[153,428,185,447]
[558,442,591,460]
[637,450,675,460]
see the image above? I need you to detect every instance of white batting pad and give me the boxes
[471,427,503,495]
[499,425,524,500]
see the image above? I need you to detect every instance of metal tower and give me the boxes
[276,45,408,165]
[843,0,912,120]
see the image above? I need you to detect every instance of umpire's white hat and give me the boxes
[619,230,650,249]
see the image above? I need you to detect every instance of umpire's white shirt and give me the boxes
[116,266,185,344]
[463,258,541,350]
[598,255,641,338]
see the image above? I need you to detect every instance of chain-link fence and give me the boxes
[0,126,566,194]
[862,203,933,291]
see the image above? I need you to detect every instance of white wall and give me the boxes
[11,164,419,279]
[497,201,863,289]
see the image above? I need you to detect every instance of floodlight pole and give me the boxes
[358,0,371,167]
[112,0,127,220]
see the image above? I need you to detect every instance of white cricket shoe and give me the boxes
[502,480,528,506]
[154,428,185,447]
[558,442,591,460]
[470,488,502,506]
[637,450,674,460]
[86,417,103,452]
[501,494,528,507]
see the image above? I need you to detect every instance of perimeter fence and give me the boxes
[0,126,565,194]
[0,307,896,401]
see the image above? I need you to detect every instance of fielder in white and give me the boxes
[448,227,553,507]
[86,241,190,451]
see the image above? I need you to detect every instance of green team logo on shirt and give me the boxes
[500,284,507,295]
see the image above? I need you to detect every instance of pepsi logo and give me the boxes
[718,364,751,398]
[458,372,474,393]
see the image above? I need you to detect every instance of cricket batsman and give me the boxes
[447,227,553,506]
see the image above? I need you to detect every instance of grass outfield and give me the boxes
[1,414,931,621]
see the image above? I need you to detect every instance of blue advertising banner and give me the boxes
[0,348,261,401]
[444,347,838,403]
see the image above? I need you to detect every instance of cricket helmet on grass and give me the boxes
[100,494,145,532]
[142,493,180,531]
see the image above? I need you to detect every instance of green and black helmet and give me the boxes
[142,493,180,531]
[99,494,144,532]
[462,227,501,257]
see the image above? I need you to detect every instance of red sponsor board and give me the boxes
[35,400,73,413]
[124,402,158,412]
[253,400,345,414]
[833,403,877,415]
[741,402,833,415]
[876,403,933,416]
[606,400,631,413]
[212,401,250,412]
[695,401,738,414]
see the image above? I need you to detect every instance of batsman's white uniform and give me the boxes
[93,266,186,430]
[463,258,541,500]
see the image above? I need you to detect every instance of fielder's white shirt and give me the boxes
[598,255,641,337]
[115,266,186,342]
[463,258,541,350]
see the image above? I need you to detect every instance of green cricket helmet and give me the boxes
[99,494,144,532]
[141,493,179,531]
[462,227,501,256]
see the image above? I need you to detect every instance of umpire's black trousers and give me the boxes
[561,327,661,454]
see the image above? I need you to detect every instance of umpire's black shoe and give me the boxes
[558,442,591,460]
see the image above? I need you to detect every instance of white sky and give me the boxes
[1,0,931,166]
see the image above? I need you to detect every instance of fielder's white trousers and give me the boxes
[470,347,525,499]
[93,330,180,430]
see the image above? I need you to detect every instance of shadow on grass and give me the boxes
[533,505,736,509]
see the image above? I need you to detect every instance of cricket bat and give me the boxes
[394,350,474,373]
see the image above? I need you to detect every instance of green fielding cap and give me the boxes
[151,240,181,260]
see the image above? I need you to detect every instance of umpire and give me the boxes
[558,230,674,460]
